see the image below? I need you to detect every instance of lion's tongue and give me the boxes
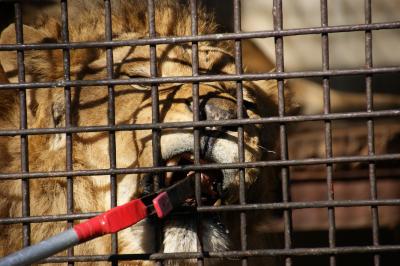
[181,171,218,206]
[186,171,217,197]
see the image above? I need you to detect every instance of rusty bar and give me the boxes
[0,109,399,137]
[364,1,381,265]
[103,0,118,261]
[1,152,400,181]
[320,1,337,266]
[291,167,400,183]
[60,1,74,264]
[38,245,400,263]
[273,0,293,265]
[2,198,400,225]
[189,1,204,264]
[147,0,163,264]
[189,0,201,209]
[0,21,399,52]
[14,1,30,248]
[147,0,161,192]
[0,66,400,90]
[233,1,248,265]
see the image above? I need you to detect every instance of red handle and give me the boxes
[73,199,148,241]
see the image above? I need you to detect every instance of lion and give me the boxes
[0,1,290,265]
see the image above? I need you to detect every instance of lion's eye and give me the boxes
[119,73,146,79]
[118,73,151,90]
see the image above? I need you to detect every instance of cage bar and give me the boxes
[1,66,400,91]
[233,1,248,265]
[273,0,293,265]
[320,1,337,266]
[364,1,381,265]
[189,1,205,265]
[103,0,119,262]
[0,21,399,52]
[1,153,400,181]
[13,1,30,248]
[147,0,163,264]
[2,197,400,225]
[0,109,399,137]
[0,0,398,265]
[36,244,400,264]
[60,1,74,265]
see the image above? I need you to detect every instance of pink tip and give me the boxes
[153,192,172,218]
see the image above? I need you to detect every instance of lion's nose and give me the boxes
[203,97,237,121]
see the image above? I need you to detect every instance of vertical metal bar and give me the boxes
[272,1,292,265]
[365,1,380,265]
[147,0,161,191]
[104,0,118,263]
[233,1,247,266]
[320,1,337,266]
[189,1,204,265]
[60,1,74,265]
[14,1,30,248]
[147,1,162,264]
[190,0,201,208]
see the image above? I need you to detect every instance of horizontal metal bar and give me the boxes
[1,66,399,90]
[0,21,399,52]
[0,109,399,137]
[291,168,400,183]
[152,245,400,259]
[39,245,400,263]
[197,199,400,212]
[42,254,151,263]
[0,153,399,180]
[1,198,400,225]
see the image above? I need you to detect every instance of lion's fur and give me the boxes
[0,1,288,265]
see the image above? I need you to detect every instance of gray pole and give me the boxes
[0,228,79,266]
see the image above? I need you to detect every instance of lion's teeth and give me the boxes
[165,172,173,186]
[213,199,221,206]
[187,171,195,176]
[165,158,179,186]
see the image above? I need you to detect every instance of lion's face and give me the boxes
[0,4,283,261]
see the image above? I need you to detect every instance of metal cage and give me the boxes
[0,0,399,265]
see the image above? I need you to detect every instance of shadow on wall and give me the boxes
[241,0,400,71]
[208,0,400,97]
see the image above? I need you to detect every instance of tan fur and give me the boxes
[0,1,288,265]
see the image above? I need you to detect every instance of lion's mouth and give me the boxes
[165,152,224,207]
[140,134,238,252]
[143,152,224,207]
[161,154,231,254]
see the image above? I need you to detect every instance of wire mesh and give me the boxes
[0,0,399,265]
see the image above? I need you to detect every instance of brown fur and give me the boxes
[0,1,290,265]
